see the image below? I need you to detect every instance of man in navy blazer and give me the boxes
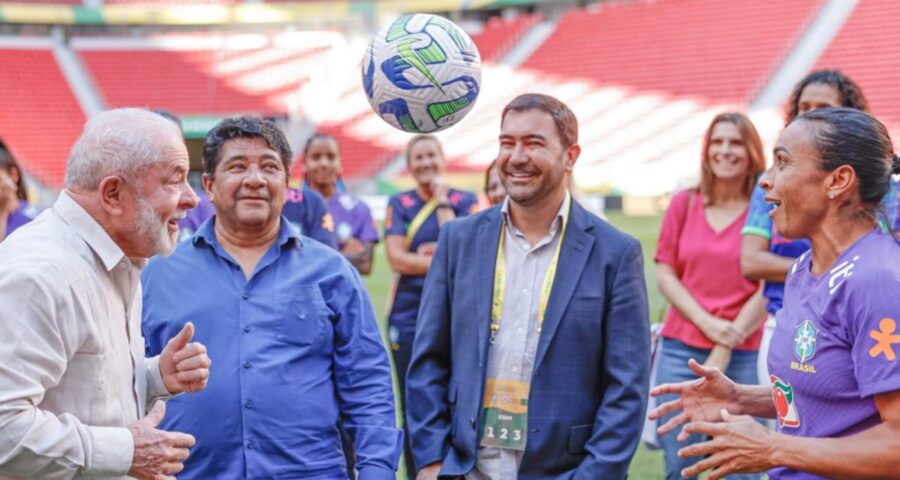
[407,93,650,480]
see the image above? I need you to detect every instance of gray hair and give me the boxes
[65,108,183,190]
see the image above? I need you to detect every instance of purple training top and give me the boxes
[5,200,40,237]
[326,191,379,249]
[767,229,900,479]
[178,191,216,241]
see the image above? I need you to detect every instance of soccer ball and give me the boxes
[362,14,482,133]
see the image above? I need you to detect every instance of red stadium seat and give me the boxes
[0,48,85,188]
[77,34,331,116]
[469,14,542,64]
[523,0,823,104]
[813,0,900,127]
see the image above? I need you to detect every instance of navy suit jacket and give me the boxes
[406,200,650,479]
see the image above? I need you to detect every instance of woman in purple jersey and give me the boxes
[0,145,39,242]
[303,132,379,274]
[742,69,872,393]
[648,108,900,480]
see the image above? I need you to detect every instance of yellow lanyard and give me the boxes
[490,194,571,343]
[405,198,439,247]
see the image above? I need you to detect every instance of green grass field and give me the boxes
[363,212,666,479]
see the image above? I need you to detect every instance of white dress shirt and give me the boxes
[0,191,170,479]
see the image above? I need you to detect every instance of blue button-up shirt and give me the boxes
[142,217,401,479]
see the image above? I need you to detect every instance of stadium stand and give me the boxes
[468,14,541,64]
[15,0,900,196]
[103,0,237,4]
[0,0,82,4]
[76,33,334,116]
[0,47,85,188]
[812,0,900,128]
[523,0,822,104]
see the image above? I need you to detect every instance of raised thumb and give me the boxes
[146,401,166,427]
[168,322,195,352]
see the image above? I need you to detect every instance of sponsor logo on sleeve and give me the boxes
[321,213,335,232]
[771,375,800,428]
[869,318,900,361]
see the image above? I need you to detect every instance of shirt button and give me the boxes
[242,361,251,369]
[511,366,518,372]
[517,327,525,333]
[242,293,249,300]
[246,441,254,450]
[243,326,251,333]
[245,400,254,409]
[522,289,529,295]
[529,428,539,433]
[469,417,476,427]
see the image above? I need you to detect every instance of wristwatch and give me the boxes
[435,202,453,210]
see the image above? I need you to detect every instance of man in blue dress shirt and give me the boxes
[141,116,401,479]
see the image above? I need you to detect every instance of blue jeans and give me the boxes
[655,338,762,480]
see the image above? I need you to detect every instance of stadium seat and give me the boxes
[468,14,541,64]
[0,48,85,188]
[813,0,900,128]
[523,0,823,104]
[76,32,334,116]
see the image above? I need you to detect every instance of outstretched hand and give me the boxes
[677,409,777,480]
[648,358,742,440]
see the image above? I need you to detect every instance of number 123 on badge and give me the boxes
[480,378,529,450]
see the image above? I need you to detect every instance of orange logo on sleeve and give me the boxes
[869,318,900,361]
[321,213,335,232]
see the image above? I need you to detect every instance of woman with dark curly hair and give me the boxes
[783,69,868,124]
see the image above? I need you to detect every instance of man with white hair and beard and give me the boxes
[0,108,212,479]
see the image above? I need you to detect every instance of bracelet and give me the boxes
[435,203,453,210]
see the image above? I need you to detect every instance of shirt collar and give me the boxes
[193,215,304,250]
[500,191,570,238]
[54,190,128,272]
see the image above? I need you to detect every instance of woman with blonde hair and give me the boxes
[383,134,477,479]
[653,112,768,480]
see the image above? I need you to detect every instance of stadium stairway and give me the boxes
[751,0,860,111]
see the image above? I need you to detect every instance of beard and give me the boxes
[134,194,177,257]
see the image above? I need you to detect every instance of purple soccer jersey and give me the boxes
[767,229,900,479]
[5,200,39,236]
[327,192,379,248]
[178,191,215,240]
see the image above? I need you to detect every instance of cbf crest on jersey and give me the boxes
[794,320,818,363]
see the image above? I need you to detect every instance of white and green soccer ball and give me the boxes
[362,14,482,133]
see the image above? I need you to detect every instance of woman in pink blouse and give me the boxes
[654,112,768,480]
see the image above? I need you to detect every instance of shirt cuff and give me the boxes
[740,225,772,239]
[357,465,398,480]
[86,426,133,477]
[144,355,173,400]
